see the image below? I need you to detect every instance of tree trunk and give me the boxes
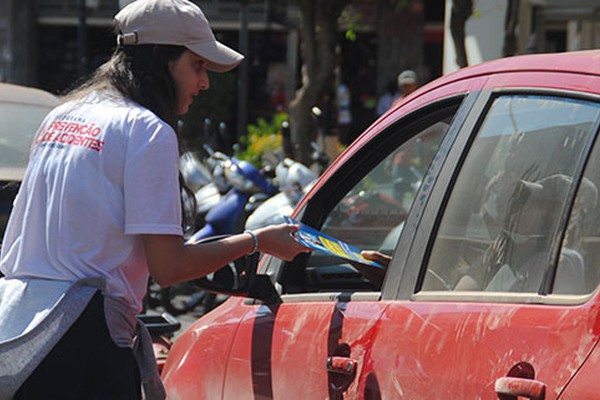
[376,0,425,94]
[450,0,473,68]
[288,0,350,165]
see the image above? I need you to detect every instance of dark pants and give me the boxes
[15,292,141,400]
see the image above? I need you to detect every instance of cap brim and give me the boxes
[187,40,244,72]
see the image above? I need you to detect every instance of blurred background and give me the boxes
[2,0,600,164]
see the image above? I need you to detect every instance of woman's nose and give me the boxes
[199,69,210,91]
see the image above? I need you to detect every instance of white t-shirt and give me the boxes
[0,92,183,312]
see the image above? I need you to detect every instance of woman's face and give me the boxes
[169,49,210,115]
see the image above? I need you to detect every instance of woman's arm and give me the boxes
[142,223,310,287]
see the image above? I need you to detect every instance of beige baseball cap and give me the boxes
[397,70,417,86]
[115,0,244,72]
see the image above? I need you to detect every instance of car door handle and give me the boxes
[326,356,358,376]
[495,377,546,400]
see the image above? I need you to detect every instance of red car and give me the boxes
[162,50,600,399]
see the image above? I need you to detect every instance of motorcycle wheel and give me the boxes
[159,284,202,316]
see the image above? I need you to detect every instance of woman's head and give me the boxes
[114,0,243,72]
[113,0,244,122]
[68,0,244,128]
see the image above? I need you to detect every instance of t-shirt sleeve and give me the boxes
[123,116,183,236]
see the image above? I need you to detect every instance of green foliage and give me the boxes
[340,8,363,42]
[234,112,288,167]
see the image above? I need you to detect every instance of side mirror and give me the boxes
[190,252,259,296]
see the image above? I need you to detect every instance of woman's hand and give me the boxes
[253,223,312,261]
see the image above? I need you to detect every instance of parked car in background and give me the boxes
[0,83,60,243]
[163,50,600,399]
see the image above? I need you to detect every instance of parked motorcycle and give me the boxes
[245,155,317,230]
[245,142,328,230]
[180,144,232,230]
[137,312,181,374]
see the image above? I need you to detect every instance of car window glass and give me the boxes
[321,121,447,252]
[299,110,456,293]
[557,140,600,294]
[424,95,600,294]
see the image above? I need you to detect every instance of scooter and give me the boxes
[245,154,317,230]
[188,155,279,241]
[245,142,328,230]
[181,144,232,230]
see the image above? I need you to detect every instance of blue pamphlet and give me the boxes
[284,216,383,268]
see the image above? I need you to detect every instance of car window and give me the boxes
[424,95,600,294]
[293,103,461,294]
[320,121,447,252]
[557,138,600,294]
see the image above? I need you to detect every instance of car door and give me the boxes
[367,89,600,398]
[221,96,471,399]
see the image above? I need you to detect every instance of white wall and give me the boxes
[443,0,508,75]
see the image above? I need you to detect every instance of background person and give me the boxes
[336,79,353,146]
[391,69,419,108]
[315,88,341,162]
[0,1,310,399]
[376,80,400,117]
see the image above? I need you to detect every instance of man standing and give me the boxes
[392,70,419,108]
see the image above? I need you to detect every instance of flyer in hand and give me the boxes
[285,216,383,268]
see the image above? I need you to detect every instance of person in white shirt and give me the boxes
[0,1,310,399]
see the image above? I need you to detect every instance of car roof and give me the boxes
[0,82,61,106]
[444,49,600,82]
[0,83,60,181]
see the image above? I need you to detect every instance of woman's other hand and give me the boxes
[361,250,391,269]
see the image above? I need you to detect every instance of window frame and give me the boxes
[397,88,600,305]
[258,94,473,302]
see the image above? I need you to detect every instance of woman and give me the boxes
[0,0,309,399]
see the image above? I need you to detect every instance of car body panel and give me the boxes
[366,295,600,398]
[162,50,600,399]
[561,326,600,398]
[220,298,388,399]
[162,298,248,399]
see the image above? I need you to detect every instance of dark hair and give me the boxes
[66,43,198,232]
[66,44,186,130]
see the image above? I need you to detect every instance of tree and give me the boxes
[450,0,472,68]
[287,0,351,165]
